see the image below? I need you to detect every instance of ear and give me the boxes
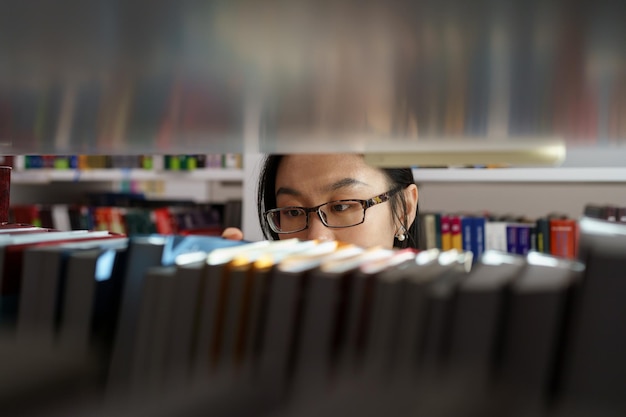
[403,183,419,228]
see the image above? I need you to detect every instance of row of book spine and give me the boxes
[418,212,581,261]
[9,200,242,236]
[0,216,624,417]
[0,154,243,171]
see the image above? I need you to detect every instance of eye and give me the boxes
[283,208,304,218]
[330,203,353,212]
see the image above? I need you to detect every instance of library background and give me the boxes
[1,1,625,416]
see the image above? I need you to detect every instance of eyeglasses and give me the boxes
[265,188,402,234]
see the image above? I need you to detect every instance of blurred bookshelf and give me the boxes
[2,1,626,416]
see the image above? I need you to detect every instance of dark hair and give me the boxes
[257,154,420,249]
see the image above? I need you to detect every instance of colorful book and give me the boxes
[440,215,451,251]
[549,218,578,259]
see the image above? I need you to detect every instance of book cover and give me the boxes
[51,205,72,231]
[485,221,509,253]
[461,216,473,255]
[420,264,468,373]
[447,259,526,386]
[450,215,463,251]
[496,255,582,413]
[549,218,578,259]
[515,223,533,255]
[506,224,518,254]
[108,234,250,391]
[291,248,389,393]
[440,214,451,251]
[130,265,177,396]
[0,231,122,325]
[535,217,551,254]
[107,236,169,395]
[361,252,436,379]
[152,207,177,235]
[557,224,626,411]
[474,216,486,259]
[10,205,41,227]
[58,246,128,359]
[254,242,358,396]
[164,259,206,383]
[190,240,274,382]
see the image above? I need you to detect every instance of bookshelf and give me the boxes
[3,1,626,416]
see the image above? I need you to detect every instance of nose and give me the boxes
[304,211,336,242]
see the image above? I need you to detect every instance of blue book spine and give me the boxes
[462,216,473,254]
[516,224,532,255]
[474,217,486,258]
[506,224,518,254]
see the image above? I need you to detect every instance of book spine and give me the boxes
[450,215,463,251]
[536,218,550,254]
[506,224,518,254]
[440,214,451,251]
[474,217,485,258]
[461,216,473,254]
[549,219,577,259]
[516,224,532,255]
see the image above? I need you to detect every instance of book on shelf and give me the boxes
[17,237,128,345]
[163,258,207,384]
[549,218,578,260]
[129,265,177,397]
[418,212,440,250]
[0,230,123,326]
[583,203,626,223]
[0,217,625,416]
[336,248,417,379]
[58,245,129,359]
[446,254,526,387]
[290,247,391,395]
[495,252,583,413]
[555,217,626,414]
[440,214,452,251]
[106,234,249,396]
[255,242,361,398]
[11,198,237,237]
[421,210,581,260]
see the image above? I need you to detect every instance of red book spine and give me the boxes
[153,208,177,235]
[549,218,578,259]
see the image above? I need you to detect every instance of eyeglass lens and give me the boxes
[270,200,365,232]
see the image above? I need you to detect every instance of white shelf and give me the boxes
[412,167,626,183]
[11,168,244,184]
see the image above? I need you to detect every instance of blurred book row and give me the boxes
[418,204,626,262]
[9,192,242,237]
[0,216,623,417]
[0,154,243,171]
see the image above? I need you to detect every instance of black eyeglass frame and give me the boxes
[264,187,403,234]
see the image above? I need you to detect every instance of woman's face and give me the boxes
[274,154,405,249]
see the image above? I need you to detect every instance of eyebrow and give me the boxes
[276,177,369,197]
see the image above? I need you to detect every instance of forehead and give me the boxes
[275,154,388,191]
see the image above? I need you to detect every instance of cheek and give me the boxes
[333,210,396,249]
[278,231,306,241]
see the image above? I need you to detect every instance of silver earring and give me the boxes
[395,226,406,242]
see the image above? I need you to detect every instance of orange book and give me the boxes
[450,215,463,251]
[549,218,578,259]
[93,207,111,231]
[153,208,177,234]
[440,214,452,250]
